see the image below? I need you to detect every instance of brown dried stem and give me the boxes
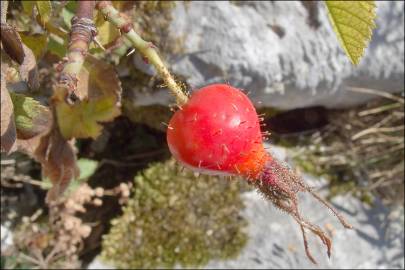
[56,0,97,103]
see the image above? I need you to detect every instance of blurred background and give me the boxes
[1,1,404,269]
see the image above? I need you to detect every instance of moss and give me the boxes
[100,159,248,269]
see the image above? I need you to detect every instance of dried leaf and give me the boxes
[1,62,17,154]
[0,23,25,64]
[54,55,122,139]
[33,126,80,203]
[36,1,52,25]
[19,44,40,90]
[19,32,48,60]
[9,92,52,139]
[325,1,377,65]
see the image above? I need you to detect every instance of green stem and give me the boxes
[96,1,188,106]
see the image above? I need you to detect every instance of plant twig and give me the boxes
[347,86,404,104]
[96,1,188,106]
[56,0,97,104]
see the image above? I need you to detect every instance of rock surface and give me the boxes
[132,1,404,110]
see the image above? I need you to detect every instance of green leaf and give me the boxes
[48,34,67,58]
[94,11,120,46]
[36,1,53,25]
[54,55,122,139]
[9,92,52,139]
[19,32,48,60]
[325,1,377,65]
[21,1,36,15]
[77,158,98,180]
[61,7,75,30]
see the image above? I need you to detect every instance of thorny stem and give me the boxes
[57,0,97,103]
[96,1,189,106]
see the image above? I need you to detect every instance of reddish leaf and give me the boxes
[0,63,17,154]
[0,23,25,64]
[33,125,80,203]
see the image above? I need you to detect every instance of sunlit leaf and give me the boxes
[9,92,52,139]
[19,32,48,60]
[94,11,120,46]
[77,158,98,180]
[21,1,36,16]
[61,7,75,30]
[54,55,122,139]
[325,1,377,65]
[36,1,53,25]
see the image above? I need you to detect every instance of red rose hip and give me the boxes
[167,84,269,178]
[166,83,352,264]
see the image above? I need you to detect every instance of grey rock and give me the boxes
[136,1,404,109]
[202,145,405,269]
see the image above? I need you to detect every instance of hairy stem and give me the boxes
[96,1,188,106]
[57,0,96,103]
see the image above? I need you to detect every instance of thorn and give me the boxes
[93,37,106,51]
[198,160,202,168]
[233,165,240,174]
[126,48,136,56]
[161,122,173,130]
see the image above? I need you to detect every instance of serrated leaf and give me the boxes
[54,55,122,139]
[325,1,377,65]
[36,1,52,25]
[19,32,48,60]
[9,92,52,139]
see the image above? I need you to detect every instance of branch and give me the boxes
[56,0,97,103]
[96,1,188,106]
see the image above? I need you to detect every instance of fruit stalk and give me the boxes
[56,0,97,103]
[96,1,189,106]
